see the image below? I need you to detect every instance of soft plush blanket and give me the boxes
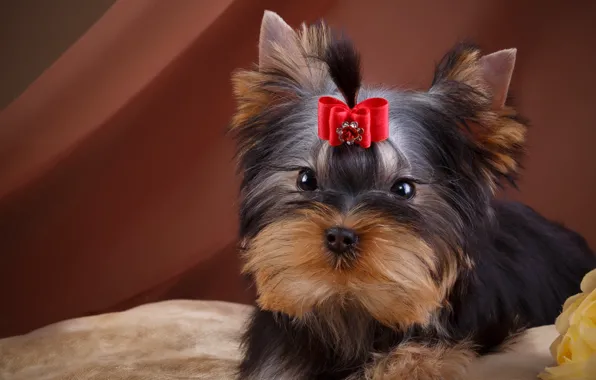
[0,300,557,379]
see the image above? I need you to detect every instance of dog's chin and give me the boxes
[241,208,459,329]
[253,271,437,330]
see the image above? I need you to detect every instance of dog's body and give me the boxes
[238,201,594,380]
[230,11,596,379]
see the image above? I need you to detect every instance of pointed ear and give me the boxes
[230,12,331,132]
[259,11,299,69]
[432,45,517,110]
[431,44,527,187]
[477,48,516,109]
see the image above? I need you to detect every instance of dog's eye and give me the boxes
[391,180,415,199]
[297,169,318,191]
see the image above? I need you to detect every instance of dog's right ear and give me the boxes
[231,11,331,130]
[257,10,330,88]
[231,11,301,130]
[259,11,300,70]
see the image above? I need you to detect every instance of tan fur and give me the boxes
[231,70,275,130]
[361,341,476,380]
[242,205,458,330]
[438,46,527,186]
[443,48,484,90]
[230,22,331,130]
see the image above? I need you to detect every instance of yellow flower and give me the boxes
[555,293,588,336]
[540,355,596,380]
[540,268,596,380]
[581,269,596,294]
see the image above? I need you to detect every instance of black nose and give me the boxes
[325,227,358,255]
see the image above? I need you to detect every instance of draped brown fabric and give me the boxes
[1,0,594,338]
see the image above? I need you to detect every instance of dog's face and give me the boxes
[231,11,527,329]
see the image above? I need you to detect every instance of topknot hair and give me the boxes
[324,36,362,108]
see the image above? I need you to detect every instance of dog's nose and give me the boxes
[325,227,358,255]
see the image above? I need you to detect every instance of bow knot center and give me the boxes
[336,121,363,145]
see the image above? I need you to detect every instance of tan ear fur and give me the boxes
[431,45,527,186]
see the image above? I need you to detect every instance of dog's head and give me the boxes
[231,11,527,330]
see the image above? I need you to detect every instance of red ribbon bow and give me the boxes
[318,96,389,148]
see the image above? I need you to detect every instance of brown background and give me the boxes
[0,0,594,338]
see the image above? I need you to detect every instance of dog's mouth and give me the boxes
[240,207,457,327]
[327,250,360,270]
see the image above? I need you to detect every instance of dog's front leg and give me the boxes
[363,341,476,380]
[237,309,312,380]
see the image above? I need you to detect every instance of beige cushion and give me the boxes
[0,300,557,379]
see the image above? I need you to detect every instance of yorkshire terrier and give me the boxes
[229,11,596,380]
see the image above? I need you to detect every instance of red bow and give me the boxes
[318,96,389,148]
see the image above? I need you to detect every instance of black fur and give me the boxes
[233,26,596,380]
[325,37,362,108]
[445,201,596,353]
[238,202,595,379]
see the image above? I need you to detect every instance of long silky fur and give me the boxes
[232,17,596,380]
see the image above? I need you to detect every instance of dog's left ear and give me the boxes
[431,44,527,184]
[431,44,516,110]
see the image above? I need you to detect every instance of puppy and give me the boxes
[229,11,596,380]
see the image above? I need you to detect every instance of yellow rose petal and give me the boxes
[556,324,595,364]
[557,293,588,335]
[539,360,587,380]
[578,312,596,351]
[586,354,596,376]
[556,334,573,364]
[568,326,593,362]
[551,334,564,360]
[570,291,596,326]
[544,269,596,380]
[580,268,596,294]
[564,292,589,311]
